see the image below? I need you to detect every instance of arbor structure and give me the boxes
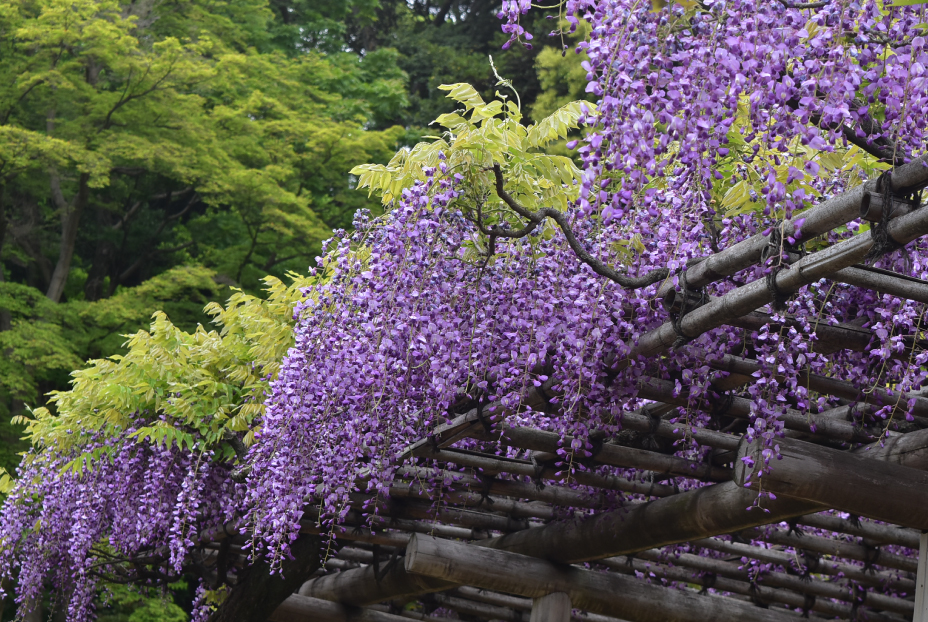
[2,0,928,621]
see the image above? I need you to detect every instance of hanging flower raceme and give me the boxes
[0,425,240,621]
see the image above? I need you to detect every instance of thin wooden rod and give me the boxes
[398,465,610,510]
[727,312,877,355]
[608,553,908,622]
[300,511,478,545]
[637,376,876,444]
[493,426,732,481]
[629,549,912,616]
[410,447,679,497]
[711,354,928,424]
[692,536,916,593]
[745,526,918,574]
[796,513,920,549]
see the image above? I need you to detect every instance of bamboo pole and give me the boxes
[657,153,928,297]
[404,534,804,622]
[628,201,928,363]
[833,265,928,304]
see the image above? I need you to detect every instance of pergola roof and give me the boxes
[210,155,928,622]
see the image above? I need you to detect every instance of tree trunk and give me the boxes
[0,182,7,286]
[83,237,115,301]
[0,184,10,333]
[210,534,321,622]
[46,172,90,302]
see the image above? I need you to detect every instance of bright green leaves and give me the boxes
[352,82,592,214]
[526,101,591,149]
[439,83,494,117]
[15,270,312,467]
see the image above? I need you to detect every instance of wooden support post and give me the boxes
[531,593,571,622]
[915,533,928,622]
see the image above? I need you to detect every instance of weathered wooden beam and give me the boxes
[404,535,803,622]
[629,201,928,362]
[736,435,928,530]
[530,593,571,622]
[268,594,416,622]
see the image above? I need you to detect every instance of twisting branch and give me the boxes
[489,165,670,289]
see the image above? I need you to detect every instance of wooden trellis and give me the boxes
[212,155,928,622]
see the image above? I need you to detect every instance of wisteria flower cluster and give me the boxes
[0,424,241,622]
